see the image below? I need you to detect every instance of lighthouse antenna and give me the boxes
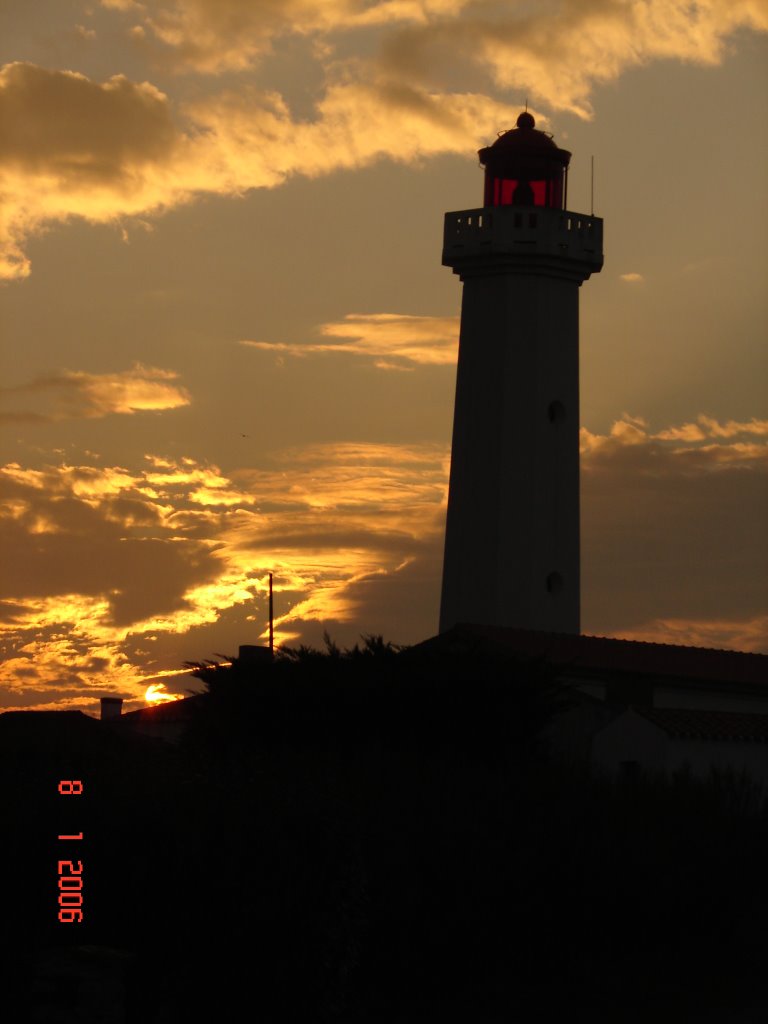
[591,155,595,216]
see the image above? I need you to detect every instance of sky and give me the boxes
[1,0,767,714]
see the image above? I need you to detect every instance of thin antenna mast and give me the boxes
[268,572,274,653]
[590,155,595,216]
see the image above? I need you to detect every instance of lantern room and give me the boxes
[478,111,571,209]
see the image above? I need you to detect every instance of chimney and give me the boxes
[100,697,123,721]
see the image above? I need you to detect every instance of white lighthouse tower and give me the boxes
[439,111,603,635]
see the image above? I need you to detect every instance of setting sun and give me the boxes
[144,683,183,705]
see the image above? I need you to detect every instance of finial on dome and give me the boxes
[516,110,535,129]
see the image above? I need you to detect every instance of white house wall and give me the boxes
[591,709,768,796]
[591,710,668,779]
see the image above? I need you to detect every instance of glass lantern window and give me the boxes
[484,175,564,209]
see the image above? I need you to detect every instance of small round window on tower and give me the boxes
[546,572,563,595]
[547,400,566,424]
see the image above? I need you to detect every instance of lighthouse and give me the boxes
[439,112,603,635]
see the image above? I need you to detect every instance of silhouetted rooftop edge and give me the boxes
[633,706,768,741]
[409,624,768,686]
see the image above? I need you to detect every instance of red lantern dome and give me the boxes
[479,111,571,209]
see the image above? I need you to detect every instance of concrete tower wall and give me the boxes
[439,205,603,634]
[440,271,580,633]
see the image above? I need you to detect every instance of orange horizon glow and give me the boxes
[1,416,766,712]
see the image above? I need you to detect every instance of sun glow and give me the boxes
[144,682,183,704]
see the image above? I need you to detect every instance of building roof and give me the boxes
[479,111,571,169]
[0,709,101,737]
[485,112,560,153]
[0,708,169,755]
[409,624,768,688]
[115,693,204,724]
[634,707,768,741]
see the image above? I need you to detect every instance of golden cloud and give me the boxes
[379,0,768,118]
[696,415,768,439]
[5,0,767,277]
[242,312,459,368]
[0,61,182,278]
[0,364,190,422]
[0,56,520,278]
[105,0,471,73]
[612,614,768,655]
[580,416,648,456]
[106,0,768,100]
[0,442,448,706]
[232,440,448,513]
[1,411,765,707]
[581,413,768,468]
[182,76,518,183]
[653,415,768,443]
[653,422,707,442]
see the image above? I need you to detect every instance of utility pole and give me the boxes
[269,571,274,653]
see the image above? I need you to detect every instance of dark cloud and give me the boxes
[0,62,177,182]
[581,419,768,648]
[0,508,221,625]
[332,550,444,646]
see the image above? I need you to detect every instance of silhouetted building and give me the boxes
[111,695,203,745]
[440,112,603,633]
[99,696,123,720]
[413,624,768,789]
